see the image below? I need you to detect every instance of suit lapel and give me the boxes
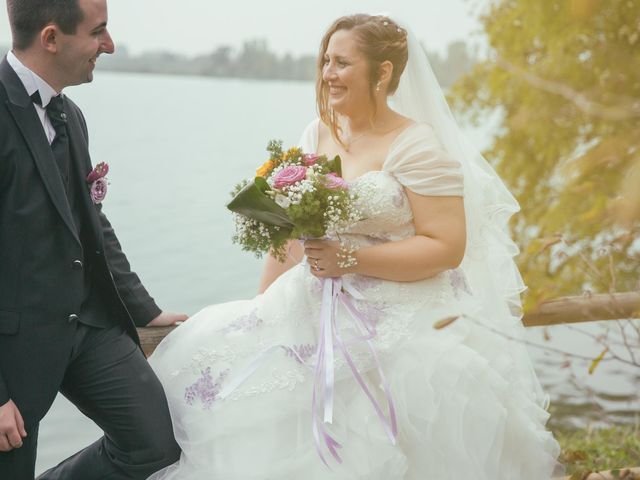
[0,59,80,245]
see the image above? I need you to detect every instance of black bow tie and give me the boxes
[31,91,67,130]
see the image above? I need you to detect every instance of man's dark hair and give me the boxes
[7,0,84,51]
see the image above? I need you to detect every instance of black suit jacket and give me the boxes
[0,57,161,426]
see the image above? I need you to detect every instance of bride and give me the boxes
[148,14,561,479]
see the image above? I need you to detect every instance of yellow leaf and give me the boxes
[588,347,609,375]
[571,0,598,19]
[578,204,604,223]
[433,316,460,330]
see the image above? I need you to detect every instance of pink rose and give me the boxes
[302,153,320,166]
[272,165,307,189]
[90,178,108,204]
[325,172,347,189]
[86,162,109,183]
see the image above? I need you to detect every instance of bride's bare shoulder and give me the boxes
[317,119,330,142]
[316,119,337,153]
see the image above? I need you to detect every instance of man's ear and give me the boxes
[40,25,59,53]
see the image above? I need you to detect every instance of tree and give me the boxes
[234,39,279,79]
[198,46,234,76]
[450,0,640,309]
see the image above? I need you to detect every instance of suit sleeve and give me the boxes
[74,104,162,327]
[0,377,9,406]
[0,86,11,405]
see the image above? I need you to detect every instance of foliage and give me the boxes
[556,425,640,477]
[450,0,640,309]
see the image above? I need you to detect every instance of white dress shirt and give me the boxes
[7,51,61,145]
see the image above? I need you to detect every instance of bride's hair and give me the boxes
[316,14,409,146]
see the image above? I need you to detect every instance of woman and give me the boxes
[149,14,561,479]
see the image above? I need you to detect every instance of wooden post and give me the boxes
[139,325,175,357]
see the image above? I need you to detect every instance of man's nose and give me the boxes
[101,30,115,54]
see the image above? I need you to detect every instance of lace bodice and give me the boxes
[342,170,415,242]
[298,118,464,245]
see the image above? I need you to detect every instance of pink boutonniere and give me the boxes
[86,162,109,204]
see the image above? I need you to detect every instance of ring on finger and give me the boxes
[313,259,319,270]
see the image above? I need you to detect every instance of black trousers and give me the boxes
[0,323,181,480]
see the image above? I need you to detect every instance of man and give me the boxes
[0,0,185,478]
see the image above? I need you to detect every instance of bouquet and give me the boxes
[227,140,360,261]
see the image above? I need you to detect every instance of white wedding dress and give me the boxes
[148,120,561,480]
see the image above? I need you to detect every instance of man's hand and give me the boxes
[0,399,27,452]
[147,311,188,327]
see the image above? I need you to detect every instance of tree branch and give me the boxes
[496,57,640,121]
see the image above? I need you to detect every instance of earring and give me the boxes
[376,81,381,92]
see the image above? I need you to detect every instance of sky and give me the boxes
[0,0,488,57]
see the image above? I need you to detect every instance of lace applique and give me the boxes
[185,367,230,409]
[170,347,222,378]
[347,274,383,293]
[392,183,406,208]
[284,343,316,364]
[450,269,472,297]
[220,308,263,334]
[348,299,387,327]
[170,343,259,378]
[225,367,308,401]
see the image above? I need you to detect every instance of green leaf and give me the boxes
[227,177,295,228]
[326,155,342,176]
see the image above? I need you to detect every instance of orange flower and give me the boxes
[256,160,275,177]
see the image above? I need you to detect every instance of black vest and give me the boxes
[64,140,114,328]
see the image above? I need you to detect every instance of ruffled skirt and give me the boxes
[147,266,561,479]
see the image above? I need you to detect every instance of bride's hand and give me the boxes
[304,239,355,278]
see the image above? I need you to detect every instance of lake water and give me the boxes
[33,72,639,474]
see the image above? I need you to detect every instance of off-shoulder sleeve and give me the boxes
[298,118,319,153]
[383,123,464,197]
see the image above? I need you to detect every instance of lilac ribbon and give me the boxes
[311,278,341,465]
[215,275,398,468]
[311,277,398,467]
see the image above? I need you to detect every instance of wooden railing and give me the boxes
[522,291,640,327]
[138,291,640,355]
